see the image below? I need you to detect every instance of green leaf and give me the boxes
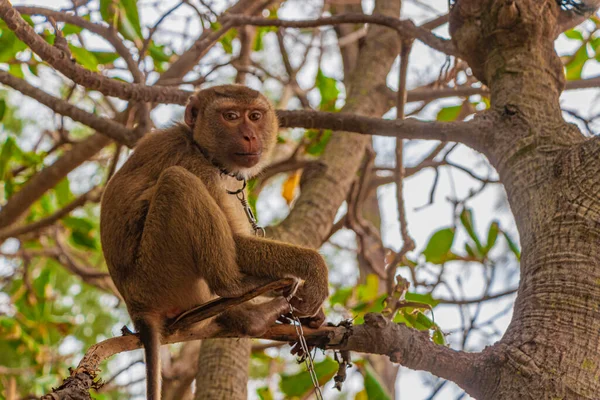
[503,231,521,261]
[8,64,24,79]
[436,104,463,121]
[592,37,600,53]
[148,42,172,62]
[256,387,274,400]
[460,208,483,252]
[423,228,455,264]
[91,51,120,65]
[0,136,16,179]
[0,30,28,62]
[363,365,392,400]
[71,230,98,250]
[316,69,340,112]
[485,221,500,253]
[211,22,237,54]
[68,45,99,71]
[330,287,353,306]
[100,0,142,42]
[120,0,142,39]
[357,274,380,302]
[398,310,435,331]
[564,29,584,42]
[62,216,94,234]
[465,243,477,258]
[433,329,446,345]
[565,44,589,81]
[0,99,5,122]
[62,23,84,35]
[405,292,440,308]
[305,129,332,155]
[253,26,276,51]
[54,179,73,207]
[280,358,338,397]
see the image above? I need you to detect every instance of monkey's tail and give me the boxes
[136,316,162,400]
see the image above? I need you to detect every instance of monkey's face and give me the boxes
[185,86,278,178]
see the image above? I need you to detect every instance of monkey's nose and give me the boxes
[242,132,257,142]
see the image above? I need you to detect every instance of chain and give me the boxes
[287,301,323,400]
[227,179,318,396]
[227,179,266,237]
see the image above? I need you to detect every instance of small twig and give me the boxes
[0,188,103,241]
[387,39,416,294]
[138,1,186,66]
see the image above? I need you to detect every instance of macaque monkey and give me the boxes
[100,85,329,400]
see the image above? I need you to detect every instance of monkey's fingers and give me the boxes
[301,308,326,328]
[276,314,294,324]
[275,277,300,300]
[277,309,325,329]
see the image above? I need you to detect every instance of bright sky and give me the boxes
[4,0,600,399]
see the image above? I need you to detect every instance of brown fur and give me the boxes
[100,85,328,400]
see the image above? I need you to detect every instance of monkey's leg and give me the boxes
[215,297,290,337]
[232,235,329,320]
[139,166,270,307]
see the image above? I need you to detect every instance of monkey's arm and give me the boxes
[233,234,329,317]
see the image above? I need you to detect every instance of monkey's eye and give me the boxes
[223,111,240,121]
[249,111,262,121]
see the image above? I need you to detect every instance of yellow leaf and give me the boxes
[281,171,301,205]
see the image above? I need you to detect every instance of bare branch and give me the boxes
[438,288,518,305]
[0,187,102,242]
[157,0,279,85]
[277,110,489,150]
[0,133,111,229]
[387,40,415,293]
[15,6,144,83]
[558,3,600,33]
[0,71,138,146]
[223,13,456,56]
[0,1,188,103]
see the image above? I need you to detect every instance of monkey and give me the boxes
[100,85,329,400]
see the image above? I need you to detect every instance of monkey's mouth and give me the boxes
[233,152,262,167]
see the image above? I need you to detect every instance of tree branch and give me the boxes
[558,2,600,33]
[0,187,102,242]
[277,110,488,150]
[0,71,138,146]
[223,13,456,56]
[0,133,111,229]
[14,5,144,83]
[0,1,189,103]
[157,0,278,85]
[44,312,479,400]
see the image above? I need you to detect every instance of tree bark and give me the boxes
[448,1,600,398]
[194,339,251,400]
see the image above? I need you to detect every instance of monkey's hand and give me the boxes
[288,258,329,319]
[278,307,326,329]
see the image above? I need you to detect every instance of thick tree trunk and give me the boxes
[449,1,600,398]
[193,339,251,400]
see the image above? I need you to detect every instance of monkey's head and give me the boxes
[184,85,279,178]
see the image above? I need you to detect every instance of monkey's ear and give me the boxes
[184,96,201,128]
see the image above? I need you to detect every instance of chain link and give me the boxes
[287,301,323,400]
[228,180,320,396]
